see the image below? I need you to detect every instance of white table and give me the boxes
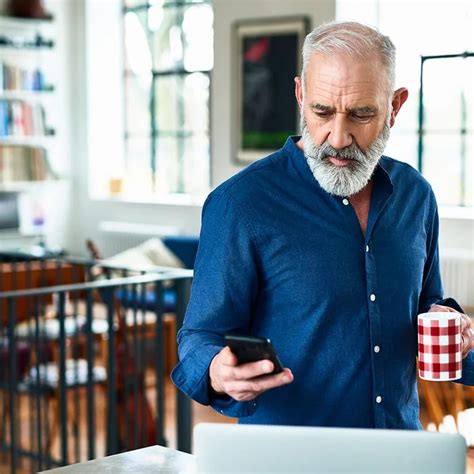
[40,445,197,473]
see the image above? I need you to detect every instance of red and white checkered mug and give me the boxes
[418,312,462,381]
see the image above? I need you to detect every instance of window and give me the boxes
[122,0,213,198]
[336,0,474,209]
[419,54,473,208]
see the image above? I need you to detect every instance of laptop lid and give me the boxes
[194,423,466,473]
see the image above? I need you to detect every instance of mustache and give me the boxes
[317,143,365,163]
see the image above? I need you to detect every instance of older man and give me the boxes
[171,21,474,429]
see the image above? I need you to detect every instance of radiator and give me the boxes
[96,221,180,258]
[97,222,473,307]
[440,251,474,309]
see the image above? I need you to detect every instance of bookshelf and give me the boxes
[0,11,68,248]
[0,14,58,187]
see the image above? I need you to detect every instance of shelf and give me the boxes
[0,16,54,27]
[0,179,68,192]
[0,90,54,100]
[0,42,54,51]
[0,136,54,147]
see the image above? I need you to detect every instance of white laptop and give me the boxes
[193,423,466,473]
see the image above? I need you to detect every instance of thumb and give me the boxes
[221,346,239,366]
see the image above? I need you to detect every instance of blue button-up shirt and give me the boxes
[171,136,474,429]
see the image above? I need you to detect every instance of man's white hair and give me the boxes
[301,21,396,95]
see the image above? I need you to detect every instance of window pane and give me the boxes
[182,135,210,194]
[124,136,153,191]
[150,3,213,72]
[154,76,181,131]
[423,133,464,207]
[154,137,179,193]
[125,74,150,135]
[124,10,152,76]
[384,131,418,169]
[423,58,473,132]
[183,73,210,133]
[154,73,209,133]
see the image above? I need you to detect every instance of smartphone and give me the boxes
[224,334,285,375]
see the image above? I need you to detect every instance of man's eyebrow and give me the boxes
[310,103,378,114]
[310,103,335,112]
[348,105,378,114]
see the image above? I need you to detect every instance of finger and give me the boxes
[429,305,458,313]
[228,359,277,381]
[226,369,294,395]
[460,314,472,332]
[461,325,474,357]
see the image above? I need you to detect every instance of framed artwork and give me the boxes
[232,16,310,164]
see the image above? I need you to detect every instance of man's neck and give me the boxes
[348,180,374,237]
[296,138,304,151]
[349,180,374,204]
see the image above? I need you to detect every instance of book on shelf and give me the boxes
[0,145,54,182]
[0,60,53,92]
[0,99,52,136]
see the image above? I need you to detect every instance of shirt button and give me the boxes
[376,396,382,404]
[342,198,349,206]
[370,294,376,302]
[374,345,380,353]
[366,245,370,252]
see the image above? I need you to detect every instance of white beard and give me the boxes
[301,118,391,197]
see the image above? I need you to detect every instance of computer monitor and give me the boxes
[0,192,20,231]
[194,423,466,473]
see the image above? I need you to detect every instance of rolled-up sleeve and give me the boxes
[170,190,260,417]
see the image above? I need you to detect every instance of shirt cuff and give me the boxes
[171,343,222,405]
[210,392,258,418]
[170,344,259,418]
[432,297,464,313]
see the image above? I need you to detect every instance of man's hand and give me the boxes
[429,305,474,359]
[209,346,294,402]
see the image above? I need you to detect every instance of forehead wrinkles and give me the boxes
[305,74,384,109]
[311,73,381,94]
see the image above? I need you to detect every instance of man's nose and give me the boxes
[327,114,353,150]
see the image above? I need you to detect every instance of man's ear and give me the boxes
[390,87,408,127]
[295,76,303,109]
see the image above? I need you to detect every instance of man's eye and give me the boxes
[352,114,373,122]
[315,111,332,118]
